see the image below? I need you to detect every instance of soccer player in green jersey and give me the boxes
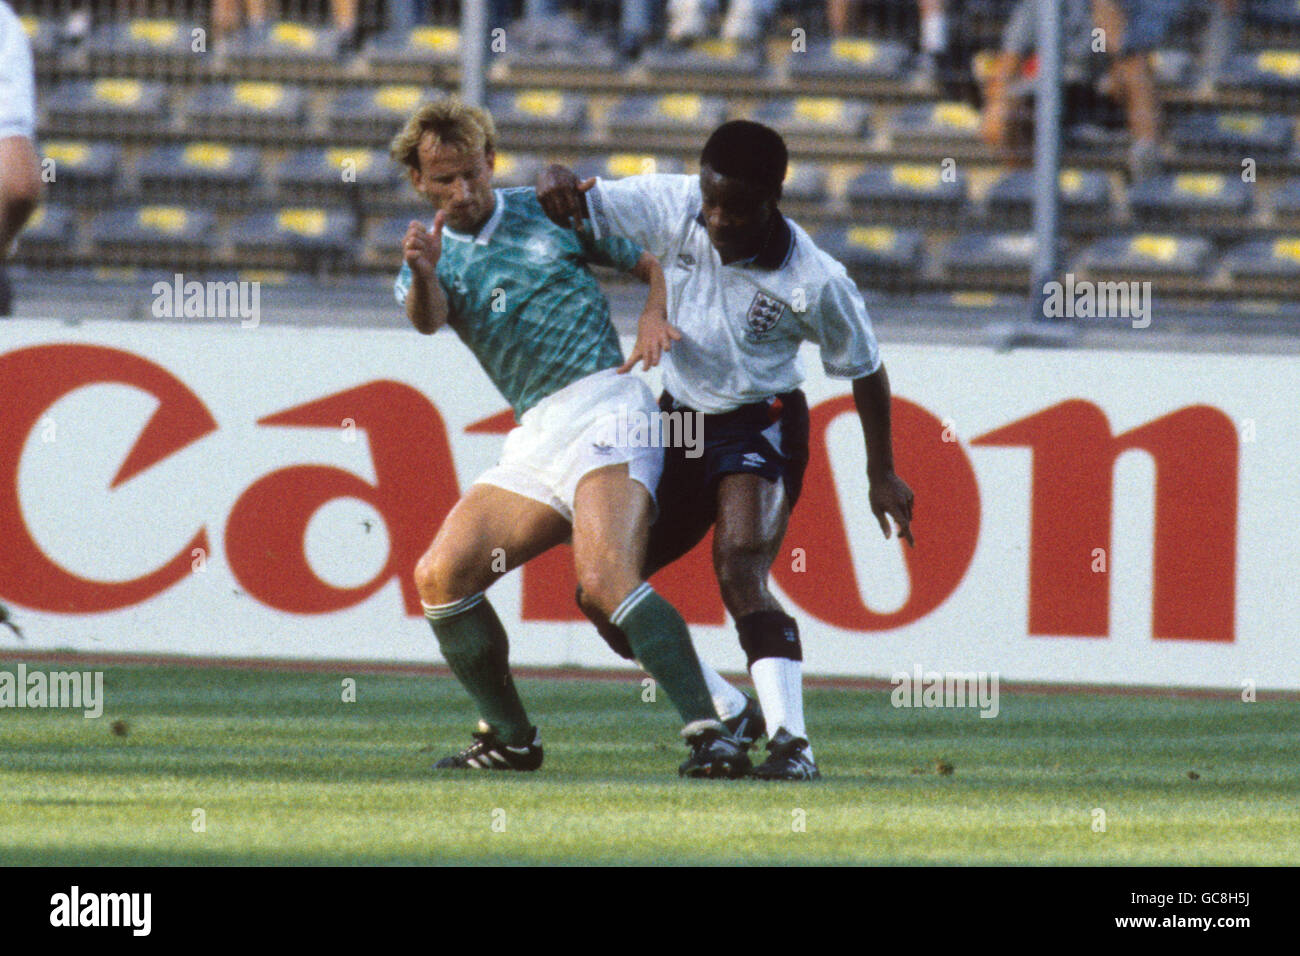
[390,98,750,777]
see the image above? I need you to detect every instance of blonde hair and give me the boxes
[389,97,497,171]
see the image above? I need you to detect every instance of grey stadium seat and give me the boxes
[1167,112,1293,159]
[40,142,122,203]
[1127,173,1253,230]
[983,169,1110,230]
[44,79,170,137]
[271,147,404,205]
[136,143,263,204]
[487,89,587,134]
[815,225,925,289]
[605,93,728,137]
[752,97,871,141]
[847,163,969,224]
[366,26,460,68]
[938,232,1037,290]
[1223,237,1300,296]
[185,82,308,138]
[229,207,356,271]
[640,39,764,79]
[786,38,910,82]
[89,205,219,266]
[326,85,441,142]
[571,154,686,182]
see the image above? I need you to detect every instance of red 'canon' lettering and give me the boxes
[0,344,216,613]
[777,396,981,630]
[974,400,1237,642]
[224,382,459,615]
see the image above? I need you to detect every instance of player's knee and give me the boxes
[573,567,626,620]
[414,546,477,607]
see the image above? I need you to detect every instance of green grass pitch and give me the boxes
[2,661,1298,865]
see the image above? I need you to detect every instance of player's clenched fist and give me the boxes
[403,209,446,280]
[536,164,596,231]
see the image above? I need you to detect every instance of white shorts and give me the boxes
[473,367,664,523]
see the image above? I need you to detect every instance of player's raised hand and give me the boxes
[619,306,682,373]
[536,164,596,231]
[869,471,915,547]
[403,210,445,280]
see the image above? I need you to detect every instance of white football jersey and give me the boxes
[585,173,881,414]
[0,1,36,141]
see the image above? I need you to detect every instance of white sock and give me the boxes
[699,659,748,721]
[921,13,947,54]
[750,656,806,740]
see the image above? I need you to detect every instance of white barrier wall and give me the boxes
[1,319,1296,688]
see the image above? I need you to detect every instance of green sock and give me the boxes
[612,584,716,726]
[424,594,533,745]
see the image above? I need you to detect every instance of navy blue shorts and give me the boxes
[644,389,810,575]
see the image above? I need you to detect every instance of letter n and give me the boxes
[973,400,1237,641]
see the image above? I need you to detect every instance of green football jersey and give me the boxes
[394,187,642,417]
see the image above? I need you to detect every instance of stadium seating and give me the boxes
[366,25,461,69]
[571,154,687,181]
[847,163,969,224]
[15,2,1300,309]
[185,82,308,139]
[221,21,344,78]
[44,79,170,137]
[639,40,764,79]
[271,148,404,206]
[1273,178,1300,230]
[228,208,357,272]
[327,86,442,143]
[938,232,1036,291]
[1167,111,1294,158]
[752,97,871,142]
[84,18,201,74]
[786,38,911,83]
[13,206,74,263]
[137,143,264,205]
[487,89,587,134]
[816,225,926,290]
[983,169,1111,231]
[1223,237,1300,296]
[1080,233,1215,293]
[1127,173,1254,231]
[89,206,220,266]
[40,142,122,203]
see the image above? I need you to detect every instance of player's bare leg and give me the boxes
[713,472,819,780]
[572,463,750,777]
[415,484,569,764]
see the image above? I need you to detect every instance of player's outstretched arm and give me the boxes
[536,164,596,231]
[853,364,916,546]
[619,252,680,373]
[403,211,450,334]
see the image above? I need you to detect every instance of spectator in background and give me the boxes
[667,0,778,46]
[0,0,41,316]
[980,0,1165,181]
[213,0,269,45]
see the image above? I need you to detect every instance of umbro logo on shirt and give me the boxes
[741,452,766,468]
[677,253,695,268]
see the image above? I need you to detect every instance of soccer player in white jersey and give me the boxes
[0,0,42,315]
[393,99,750,778]
[538,120,915,780]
